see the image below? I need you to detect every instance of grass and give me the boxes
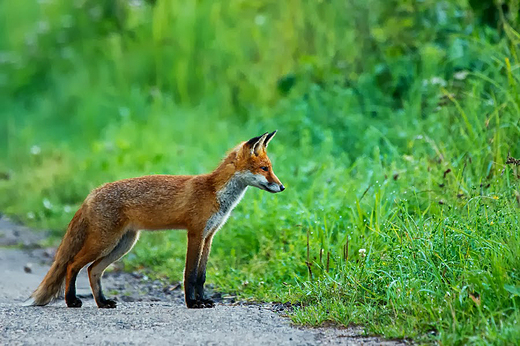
[1,0,520,344]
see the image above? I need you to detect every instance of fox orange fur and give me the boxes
[27,131,284,309]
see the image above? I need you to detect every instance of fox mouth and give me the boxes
[263,186,278,193]
[262,183,284,193]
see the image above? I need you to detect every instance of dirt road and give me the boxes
[0,216,405,345]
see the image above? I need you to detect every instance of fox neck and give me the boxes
[204,171,248,238]
[216,172,249,211]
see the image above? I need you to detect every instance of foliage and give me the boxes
[1,0,519,344]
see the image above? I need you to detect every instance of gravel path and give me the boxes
[0,216,407,345]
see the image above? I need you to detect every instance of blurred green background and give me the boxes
[1,0,519,343]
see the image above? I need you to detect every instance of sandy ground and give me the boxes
[0,215,407,345]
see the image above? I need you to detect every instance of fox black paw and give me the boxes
[200,298,215,308]
[186,299,215,309]
[98,299,117,309]
[66,298,83,308]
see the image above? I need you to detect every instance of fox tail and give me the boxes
[24,206,88,306]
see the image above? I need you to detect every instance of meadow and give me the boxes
[1,0,519,344]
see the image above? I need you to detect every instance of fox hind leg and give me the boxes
[65,268,82,308]
[88,230,140,308]
[65,237,106,308]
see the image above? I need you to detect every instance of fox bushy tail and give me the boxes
[26,205,88,306]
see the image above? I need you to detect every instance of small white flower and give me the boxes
[359,248,366,257]
[30,145,41,155]
[454,71,469,80]
[43,198,52,210]
[430,77,447,87]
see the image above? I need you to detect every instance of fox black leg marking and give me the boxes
[194,235,215,308]
[185,232,214,309]
[65,271,82,308]
[96,282,117,309]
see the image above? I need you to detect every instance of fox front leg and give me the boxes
[195,234,215,307]
[184,231,213,308]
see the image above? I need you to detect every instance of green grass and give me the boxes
[1,0,520,344]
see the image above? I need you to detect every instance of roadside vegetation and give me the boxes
[1,0,519,343]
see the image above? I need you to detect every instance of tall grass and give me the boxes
[1,0,519,343]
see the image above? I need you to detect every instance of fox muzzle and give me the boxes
[264,182,285,193]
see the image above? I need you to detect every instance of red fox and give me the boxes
[26,131,284,309]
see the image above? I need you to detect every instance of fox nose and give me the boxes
[280,184,285,191]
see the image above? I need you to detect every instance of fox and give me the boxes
[26,131,284,309]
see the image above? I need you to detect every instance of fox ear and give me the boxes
[246,132,268,156]
[264,130,277,148]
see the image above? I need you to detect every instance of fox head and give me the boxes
[236,131,285,193]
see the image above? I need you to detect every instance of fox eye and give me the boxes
[260,166,269,172]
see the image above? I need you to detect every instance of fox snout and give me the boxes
[264,181,285,193]
[264,171,285,193]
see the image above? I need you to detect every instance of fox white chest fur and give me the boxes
[203,172,249,238]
